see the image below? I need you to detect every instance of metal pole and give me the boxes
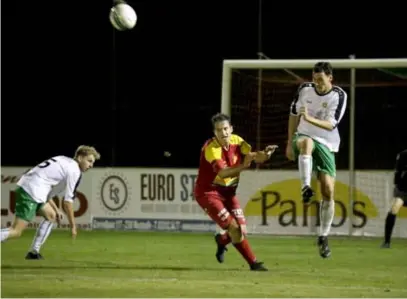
[111,2,117,166]
[348,54,356,237]
[256,0,263,164]
[221,64,232,116]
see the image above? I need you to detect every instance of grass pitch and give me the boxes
[1,230,407,297]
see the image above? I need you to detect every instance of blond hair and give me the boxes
[74,145,101,160]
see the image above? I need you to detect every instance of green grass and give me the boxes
[1,230,407,297]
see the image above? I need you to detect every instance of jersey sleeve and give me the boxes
[234,135,251,155]
[63,167,82,203]
[327,89,347,128]
[290,83,307,115]
[204,143,226,174]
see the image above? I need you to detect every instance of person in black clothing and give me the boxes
[382,149,407,248]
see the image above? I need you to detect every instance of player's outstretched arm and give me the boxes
[255,145,278,164]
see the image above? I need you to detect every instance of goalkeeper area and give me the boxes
[2,230,407,297]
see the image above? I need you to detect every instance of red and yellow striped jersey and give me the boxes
[194,134,251,195]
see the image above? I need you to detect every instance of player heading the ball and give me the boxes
[194,113,278,271]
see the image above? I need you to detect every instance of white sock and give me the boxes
[298,154,312,188]
[1,228,10,242]
[30,219,54,253]
[319,199,335,236]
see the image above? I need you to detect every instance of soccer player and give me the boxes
[381,148,407,248]
[0,145,100,260]
[285,62,347,258]
[194,113,277,271]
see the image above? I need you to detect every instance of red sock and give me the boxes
[233,239,256,265]
[218,233,232,246]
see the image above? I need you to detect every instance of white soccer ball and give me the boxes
[109,3,137,31]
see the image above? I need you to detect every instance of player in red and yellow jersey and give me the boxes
[194,113,277,271]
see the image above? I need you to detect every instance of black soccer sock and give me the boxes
[384,212,396,244]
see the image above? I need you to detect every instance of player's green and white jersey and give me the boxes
[17,156,82,204]
[290,82,347,152]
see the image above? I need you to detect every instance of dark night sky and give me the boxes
[2,1,406,168]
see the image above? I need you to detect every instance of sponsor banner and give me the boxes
[91,168,208,220]
[4,166,406,238]
[237,170,407,238]
[92,218,216,232]
[89,168,407,237]
[1,167,93,229]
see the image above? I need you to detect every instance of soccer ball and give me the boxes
[109,3,137,31]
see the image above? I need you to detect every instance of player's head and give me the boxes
[211,113,233,146]
[74,145,101,172]
[312,61,333,93]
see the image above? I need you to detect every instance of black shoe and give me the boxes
[302,185,314,204]
[250,261,268,271]
[380,242,390,248]
[317,236,331,258]
[214,233,228,263]
[25,251,44,260]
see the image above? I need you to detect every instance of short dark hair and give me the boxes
[313,61,333,76]
[211,113,230,128]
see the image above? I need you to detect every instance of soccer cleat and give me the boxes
[317,236,331,258]
[250,261,268,271]
[214,233,228,263]
[25,251,44,260]
[302,185,314,204]
[380,242,390,248]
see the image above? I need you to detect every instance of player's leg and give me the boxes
[225,195,267,271]
[313,142,336,258]
[1,187,38,242]
[381,189,406,248]
[292,133,315,203]
[25,202,57,260]
[196,193,231,263]
[214,226,231,262]
[196,193,267,271]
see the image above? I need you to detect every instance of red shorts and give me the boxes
[195,190,246,230]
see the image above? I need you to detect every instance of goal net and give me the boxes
[222,59,407,238]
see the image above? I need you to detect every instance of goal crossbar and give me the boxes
[223,58,407,70]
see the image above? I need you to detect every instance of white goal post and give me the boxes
[221,58,407,237]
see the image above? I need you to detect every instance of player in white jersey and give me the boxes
[285,62,347,258]
[0,145,100,260]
